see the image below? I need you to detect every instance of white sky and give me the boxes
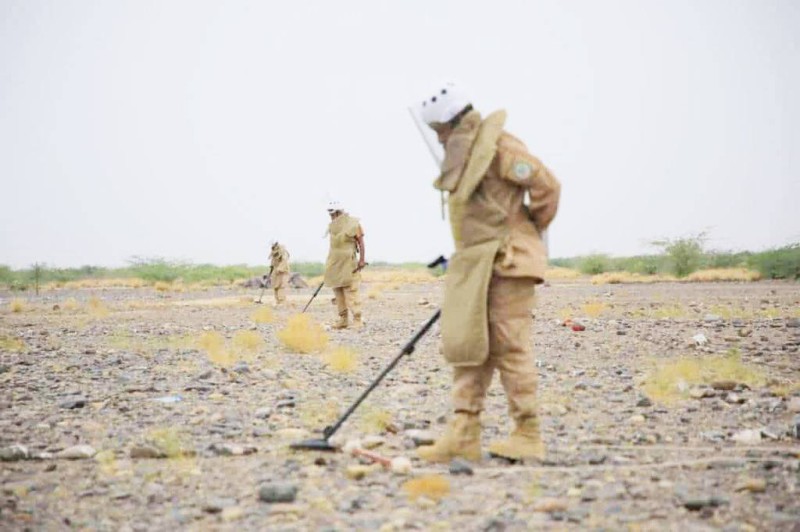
[1,0,798,268]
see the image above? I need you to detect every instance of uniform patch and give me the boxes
[513,161,532,181]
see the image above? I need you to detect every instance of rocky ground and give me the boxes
[1,278,799,531]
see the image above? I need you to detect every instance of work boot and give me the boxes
[488,416,544,460]
[417,412,481,463]
[332,312,349,330]
[352,313,364,329]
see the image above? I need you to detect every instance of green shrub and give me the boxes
[748,244,800,280]
[579,254,610,275]
[652,233,706,278]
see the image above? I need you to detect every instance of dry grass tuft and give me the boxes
[196,331,238,367]
[251,306,275,324]
[323,346,359,373]
[232,330,264,353]
[402,475,451,501]
[154,281,172,292]
[9,298,26,313]
[197,331,225,352]
[358,407,393,433]
[62,297,80,311]
[366,284,385,300]
[546,267,582,280]
[591,272,676,285]
[87,297,110,318]
[0,335,26,352]
[361,269,435,285]
[643,350,766,404]
[278,314,329,353]
[652,304,689,319]
[686,268,762,282]
[581,301,607,318]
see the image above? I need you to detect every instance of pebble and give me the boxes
[254,407,273,419]
[704,314,722,323]
[209,443,257,456]
[787,397,800,414]
[57,445,97,460]
[258,483,298,504]
[59,398,87,409]
[345,464,375,480]
[712,381,737,391]
[448,458,474,476]
[636,396,653,407]
[735,477,766,493]
[0,444,30,462]
[203,497,237,513]
[404,429,435,446]
[731,429,762,444]
[130,445,167,459]
[786,318,800,328]
[361,436,385,450]
[390,456,412,475]
[690,387,715,399]
[533,497,568,513]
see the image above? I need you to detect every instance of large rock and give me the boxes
[0,444,30,462]
[57,445,97,460]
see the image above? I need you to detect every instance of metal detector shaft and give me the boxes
[302,282,325,313]
[322,310,441,439]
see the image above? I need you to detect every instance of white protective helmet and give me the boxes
[327,200,344,213]
[420,81,472,126]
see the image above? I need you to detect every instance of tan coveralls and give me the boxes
[323,214,364,325]
[437,109,560,449]
[269,244,290,304]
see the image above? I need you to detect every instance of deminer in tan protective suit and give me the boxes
[324,201,366,329]
[414,82,561,462]
[269,241,291,305]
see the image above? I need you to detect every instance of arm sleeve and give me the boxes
[496,135,561,231]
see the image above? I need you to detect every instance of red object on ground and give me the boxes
[571,324,586,332]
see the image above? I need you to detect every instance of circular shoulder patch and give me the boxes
[513,161,532,181]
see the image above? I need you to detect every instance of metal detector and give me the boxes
[290,309,441,451]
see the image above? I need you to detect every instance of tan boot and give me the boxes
[332,312,349,330]
[488,416,544,460]
[352,313,364,329]
[417,413,481,463]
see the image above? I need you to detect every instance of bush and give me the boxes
[579,254,610,275]
[652,233,706,278]
[748,244,800,280]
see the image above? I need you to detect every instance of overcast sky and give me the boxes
[1,0,798,269]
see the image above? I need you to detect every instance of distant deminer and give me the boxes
[324,200,366,329]
[269,241,291,306]
[413,82,561,462]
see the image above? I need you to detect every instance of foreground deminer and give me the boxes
[324,201,366,329]
[415,82,561,462]
[269,241,291,305]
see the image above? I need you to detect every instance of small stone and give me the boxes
[690,387,715,399]
[198,369,213,379]
[258,482,298,504]
[275,399,295,409]
[735,478,766,493]
[628,414,646,424]
[533,497,568,513]
[636,396,653,407]
[448,458,474,476]
[345,464,375,480]
[130,445,166,459]
[0,444,30,462]
[254,407,273,419]
[404,429,435,447]
[786,318,800,328]
[210,443,257,456]
[390,456,412,475]
[221,506,244,522]
[786,397,800,414]
[712,381,737,391]
[731,429,762,445]
[57,445,96,460]
[203,497,236,513]
[692,333,709,346]
[704,314,722,323]
[232,362,249,374]
[59,398,87,409]
[361,436,385,450]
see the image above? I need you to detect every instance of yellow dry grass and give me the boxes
[642,350,766,404]
[591,272,676,285]
[251,306,275,324]
[366,284,385,300]
[63,278,147,289]
[769,382,800,397]
[652,304,689,319]
[87,296,110,318]
[197,331,225,352]
[322,346,358,373]
[277,314,329,354]
[402,475,451,501]
[196,331,239,367]
[358,407,393,433]
[581,301,607,318]
[62,297,80,311]
[0,335,26,352]
[154,281,172,292]
[9,298,26,313]
[232,330,264,353]
[546,267,582,280]
[685,268,762,282]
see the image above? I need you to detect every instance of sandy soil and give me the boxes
[1,279,798,531]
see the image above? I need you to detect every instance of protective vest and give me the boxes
[434,110,560,367]
[324,214,362,288]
